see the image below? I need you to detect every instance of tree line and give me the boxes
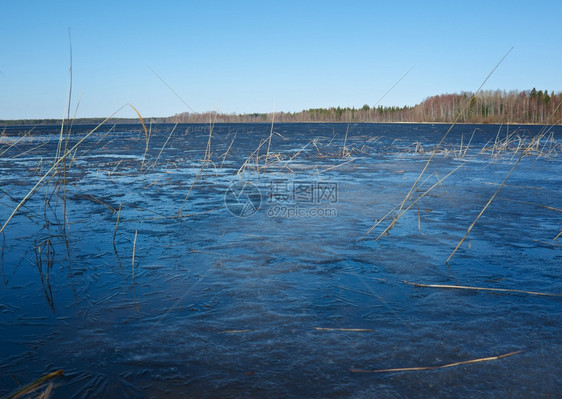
[3,89,560,126]
[167,89,561,124]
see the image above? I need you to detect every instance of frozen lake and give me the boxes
[0,122,561,398]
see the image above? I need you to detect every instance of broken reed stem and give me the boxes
[350,351,522,373]
[113,203,122,245]
[7,369,64,399]
[132,229,137,279]
[403,281,562,297]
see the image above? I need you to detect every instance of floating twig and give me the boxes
[350,351,522,373]
[8,369,64,399]
[403,281,562,297]
[314,327,374,332]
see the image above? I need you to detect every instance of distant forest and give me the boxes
[2,89,561,126]
[167,89,562,125]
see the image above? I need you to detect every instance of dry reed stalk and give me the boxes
[109,160,123,176]
[0,128,35,157]
[403,281,562,297]
[491,124,503,157]
[341,124,351,157]
[320,158,356,173]
[220,133,237,169]
[445,153,525,265]
[375,48,513,239]
[129,104,148,140]
[532,239,561,247]
[51,30,75,231]
[113,203,122,246]
[461,129,476,159]
[434,171,453,203]
[7,369,64,399]
[263,109,276,170]
[36,382,53,399]
[370,163,466,240]
[495,197,561,212]
[275,140,312,173]
[360,205,400,239]
[0,106,127,233]
[236,138,269,176]
[150,122,178,170]
[312,138,323,154]
[483,182,544,190]
[10,142,48,159]
[177,114,217,216]
[149,66,196,113]
[320,66,414,156]
[31,157,44,174]
[446,105,562,265]
[350,351,522,373]
[0,231,4,283]
[71,193,116,213]
[129,104,150,169]
[132,230,138,279]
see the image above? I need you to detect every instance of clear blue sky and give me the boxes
[1,0,561,119]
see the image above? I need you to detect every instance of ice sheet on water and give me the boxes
[1,123,561,397]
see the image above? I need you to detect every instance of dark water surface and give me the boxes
[0,123,561,398]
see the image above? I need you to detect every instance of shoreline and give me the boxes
[1,120,560,127]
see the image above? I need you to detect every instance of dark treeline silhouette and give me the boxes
[2,89,560,126]
[167,89,561,124]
